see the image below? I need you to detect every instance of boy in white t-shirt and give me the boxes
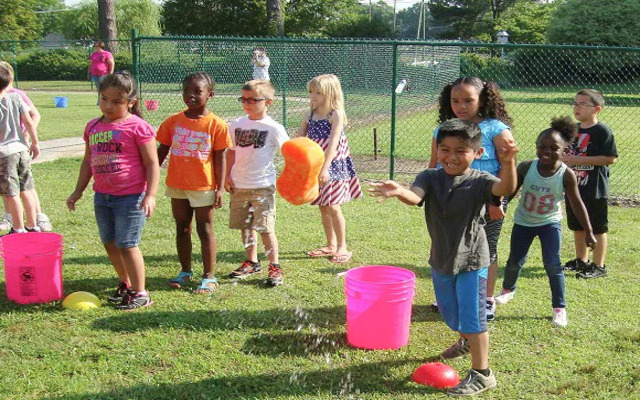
[225,80,289,286]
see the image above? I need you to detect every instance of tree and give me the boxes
[0,0,41,41]
[163,0,266,36]
[267,0,284,36]
[35,0,67,37]
[327,1,395,38]
[495,0,556,43]
[547,0,640,46]
[98,0,118,51]
[427,0,519,40]
[284,0,361,37]
[60,0,161,41]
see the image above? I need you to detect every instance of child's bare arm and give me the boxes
[491,139,518,197]
[368,181,423,206]
[564,169,597,248]
[20,111,39,159]
[66,143,93,211]
[157,143,170,165]
[428,137,438,168]
[139,140,160,218]
[213,148,226,208]
[296,112,310,137]
[224,148,236,193]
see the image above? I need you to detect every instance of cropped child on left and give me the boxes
[66,71,160,310]
[0,62,41,235]
[0,61,53,232]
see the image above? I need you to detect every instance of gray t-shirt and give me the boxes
[0,91,30,157]
[413,168,499,275]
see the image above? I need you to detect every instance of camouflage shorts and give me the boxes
[0,151,34,197]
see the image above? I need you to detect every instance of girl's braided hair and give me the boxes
[98,71,142,118]
[437,76,513,128]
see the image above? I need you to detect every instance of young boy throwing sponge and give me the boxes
[563,89,617,279]
[225,80,289,286]
[370,118,518,396]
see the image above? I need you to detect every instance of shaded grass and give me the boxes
[0,158,639,399]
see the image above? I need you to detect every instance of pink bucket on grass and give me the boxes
[144,99,159,111]
[344,265,416,350]
[1,232,63,304]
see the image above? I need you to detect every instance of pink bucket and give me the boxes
[144,99,159,111]
[344,265,416,350]
[1,232,63,304]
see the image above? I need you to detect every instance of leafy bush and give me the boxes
[16,49,88,80]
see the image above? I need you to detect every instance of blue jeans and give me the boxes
[94,192,146,248]
[502,223,565,308]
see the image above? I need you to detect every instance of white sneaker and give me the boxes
[552,308,567,327]
[0,212,12,231]
[495,289,515,304]
[36,213,53,232]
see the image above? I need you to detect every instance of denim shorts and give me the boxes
[432,267,488,334]
[94,192,146,248]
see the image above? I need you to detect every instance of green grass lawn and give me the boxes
[0,158,639,399]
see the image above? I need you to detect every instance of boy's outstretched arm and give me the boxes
[368,180,423,206]
[491,140,518,197]
[564,169,597,249]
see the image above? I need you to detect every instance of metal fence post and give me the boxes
[131,29,139,84]
[281,42,289,129]
[10,42,18,87]
[389,43,399,180]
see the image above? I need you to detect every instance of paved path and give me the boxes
[33,137,85,164]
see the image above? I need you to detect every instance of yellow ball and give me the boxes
[62,291,102,310]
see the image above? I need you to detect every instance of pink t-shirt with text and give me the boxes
[89,50,113,76]
[83,114,155,196]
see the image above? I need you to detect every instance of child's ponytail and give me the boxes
[98,71,143,119]
[437,82,455,124]
[481,80,513,128]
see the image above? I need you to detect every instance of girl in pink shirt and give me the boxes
[66,71,160,310]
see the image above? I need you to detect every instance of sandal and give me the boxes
[194,277,219,294]
[330,251,352,264]
[168,271,193,289]
[307,247,336,257]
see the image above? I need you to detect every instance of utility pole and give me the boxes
[369,0,372,21]
[393,0,397,31]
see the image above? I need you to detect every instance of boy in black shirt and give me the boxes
[563,89,618,279]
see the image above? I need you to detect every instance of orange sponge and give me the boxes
[277,137,325,205]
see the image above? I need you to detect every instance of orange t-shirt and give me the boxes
[156,111,232,190]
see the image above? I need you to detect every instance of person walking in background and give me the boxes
[66,72,159,310]
[251,48,270,81]
[562,89,618,279]
[87,41,115,100]
[428,76,515,321]
[157,72,232,294]
[298,74,362,264]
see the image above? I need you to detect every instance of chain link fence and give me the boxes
[2,36,639,198]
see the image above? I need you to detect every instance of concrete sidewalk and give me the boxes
[32,137,85,164]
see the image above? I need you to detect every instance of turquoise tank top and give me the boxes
[514,160,567,227]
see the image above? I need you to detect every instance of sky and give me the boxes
[65,0,422,11]
[359,0,422,11]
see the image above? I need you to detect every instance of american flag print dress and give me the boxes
[307,111,363,206]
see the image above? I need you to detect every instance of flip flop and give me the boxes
[330,251,352,264]
[307,248,335,257]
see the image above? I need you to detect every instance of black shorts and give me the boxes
[566,196,608,234]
